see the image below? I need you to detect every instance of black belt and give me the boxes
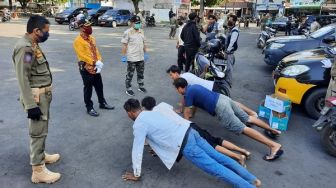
[176,127,191,162]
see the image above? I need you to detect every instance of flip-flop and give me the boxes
[242,151,251,160]
[263,149,284,162]
[264,130,281,139]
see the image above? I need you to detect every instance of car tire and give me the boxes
[127,20,131,26]
[112,21,117,28]
[304,88,327,119]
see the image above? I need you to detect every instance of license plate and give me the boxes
[101,22,105,24]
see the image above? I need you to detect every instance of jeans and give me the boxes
[182,129,256,188]
[80,69,106,111]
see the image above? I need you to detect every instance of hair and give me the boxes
[141,96,156,111]
[229,14,238,22]
[173,77,188,89]
[166,65,181,74]
[123,98,141,112]
[207,14,216,20]
[178,19,184,26]
[189,12,198,20]
[27,15,50,34]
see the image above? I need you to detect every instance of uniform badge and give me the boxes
[24,52,32,64]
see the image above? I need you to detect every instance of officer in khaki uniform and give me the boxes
[326,57,336,98]
[121,15,149,96]
[12,15,61,184]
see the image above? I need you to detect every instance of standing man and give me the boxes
[122,99,261,188]
[12,15,61,184]
[181,12,201,72]
[121,15,148,96]
[169,8,174,20]
[202,14,219,41]
[169,13,178,39]
[73,20,115,117]
[225,14,240,87]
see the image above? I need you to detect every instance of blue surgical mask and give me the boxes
[134,23,141,30]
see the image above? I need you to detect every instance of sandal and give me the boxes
[264,130,281,139]
[263,148,284,162]
[242,150,251,160]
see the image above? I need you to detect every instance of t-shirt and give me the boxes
[181,72,214,91]
[184,85,220,116]
[153,102,191,126]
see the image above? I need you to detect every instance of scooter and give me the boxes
[257,26,276,49]
[69,21,79,31]
[146,15,155,27]
[193,37,231,97]
[1,10,11,22]
[312,96,336,157]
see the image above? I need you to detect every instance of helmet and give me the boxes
[131,15,141,23]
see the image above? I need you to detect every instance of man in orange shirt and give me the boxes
[73,20,114,117]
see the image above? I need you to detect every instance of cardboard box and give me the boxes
[258,101,271,119]
[269,110,291,131]
[264,94,291,113]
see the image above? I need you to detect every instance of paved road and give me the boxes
[0,19,335,188]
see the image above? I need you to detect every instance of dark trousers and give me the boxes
[169,26,177,38]
[185,47,198,72]
[285,27,291,36]
[177,45,186,71]
[126,61,145,89]
[80,69,106,111]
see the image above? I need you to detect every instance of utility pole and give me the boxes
[200,0,205,20]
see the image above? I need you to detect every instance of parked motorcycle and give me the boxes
[312,96,336,157]
[146,15,155,27]
[1,10,11,22]
[193,36,231,96]
[257,26,276,49]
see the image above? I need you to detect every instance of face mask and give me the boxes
[38,30,49,43]
[83,26,93,35]
[134,23,141,30]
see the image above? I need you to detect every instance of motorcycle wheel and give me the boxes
[69,24,75,31]
[320,125,336,157]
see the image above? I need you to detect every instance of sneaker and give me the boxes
[138,88,147,93]
[126,89,135,96]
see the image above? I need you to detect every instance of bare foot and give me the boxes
[238,155,247,168]
[241,149,251,160]
[254,179,261,187]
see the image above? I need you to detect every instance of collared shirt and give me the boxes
[132,111,189,177]
[121,28,146,62]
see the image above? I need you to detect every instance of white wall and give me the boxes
[150,8,170,22]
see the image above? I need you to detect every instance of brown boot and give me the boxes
[44,153,60,164]
[31,164,61,184]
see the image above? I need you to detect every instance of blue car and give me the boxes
[264,24,336,66]
[98,9,132,27]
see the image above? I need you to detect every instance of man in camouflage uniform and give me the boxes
[121,15,149,96]
[12,15,61,184]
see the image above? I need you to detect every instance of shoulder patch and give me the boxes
[24,52,33,64]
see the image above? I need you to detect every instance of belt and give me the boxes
[176,127,191,162]
[31,85,52,94]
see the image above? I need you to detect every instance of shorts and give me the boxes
[215,95,249,134]
[190,123,224,148]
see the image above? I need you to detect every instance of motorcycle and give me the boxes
[1,10,11,22]
[312,96,336,157]
[193,36,231,97]
[69,21,79,31]
[146,15,155,27]
[257,26,276,49]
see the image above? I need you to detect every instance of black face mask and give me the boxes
[38,30,49,43]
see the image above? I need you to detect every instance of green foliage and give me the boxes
[192,0,227,7]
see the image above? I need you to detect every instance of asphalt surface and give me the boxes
[0,19,335,188]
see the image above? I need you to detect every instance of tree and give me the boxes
[131,0,142,14]
[17,0,30,9]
